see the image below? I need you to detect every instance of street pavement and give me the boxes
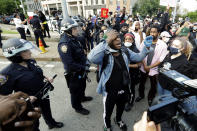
[0,59,151,131]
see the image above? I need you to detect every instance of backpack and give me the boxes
[96,47,130,83]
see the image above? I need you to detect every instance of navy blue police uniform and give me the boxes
[0,59,58,131]
[58,33,87,111]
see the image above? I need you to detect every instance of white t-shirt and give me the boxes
[13,18,24,28]
[132,31,146,50]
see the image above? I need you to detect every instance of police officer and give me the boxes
[30,14,49,48]
[58,17,92,115]
[0,38,63,130]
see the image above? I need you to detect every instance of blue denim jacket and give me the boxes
[88,41,150,96]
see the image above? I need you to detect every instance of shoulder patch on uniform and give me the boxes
[0,74,8,86]
[61,45,68,53]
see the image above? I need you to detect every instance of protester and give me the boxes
[0,92,41,131]
[123,32,141,111]
[160,31,172,45]
[38,11,51,38]
[0,26,2,48]
[158,37,193,95]
[119,23,129,42]
[130,21,146,49]
[136,25,168,106]
[13,13,28,40]
[88,29,152,131]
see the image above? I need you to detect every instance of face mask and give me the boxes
[121,30,128,34]
[169,46,180,55]
[172,28,177,33]
[104,30,107,34]
[124,42,132,47]
[109,47,119,53]
[163,37,170,43]
[193,27,197,32]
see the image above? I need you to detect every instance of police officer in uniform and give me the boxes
[30,14,49,48]
[58,17,92,115]
[0,38,63,130]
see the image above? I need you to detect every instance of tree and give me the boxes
[132,0,165,18]
[185,11,197,22]
[0,0,22,15]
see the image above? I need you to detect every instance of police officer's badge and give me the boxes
[61,45,68,53]
[0,74,8,86]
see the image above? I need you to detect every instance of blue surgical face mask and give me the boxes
[168,46,180,55]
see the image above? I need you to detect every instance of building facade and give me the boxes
[82,0,106,18]
[40,0,83,16]
[106,0,138,15]
[25,0,43,16]
[25,0,138,17]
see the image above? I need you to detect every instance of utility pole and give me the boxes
[173,0,178,23]
[61,0,74,26]
[130,0,133,15]
[20,0,26,14]
[61,0,70,19]
[15,0,19,9]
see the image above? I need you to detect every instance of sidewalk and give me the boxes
[0,23,60,42]
[0,23,61,61]
[0,40,61,61]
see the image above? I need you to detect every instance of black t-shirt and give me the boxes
[159,54,188,74]
[106,53,128,94]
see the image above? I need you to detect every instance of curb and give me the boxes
[0,56,97,72]
[0,55,61,62]
[2,35,59,43]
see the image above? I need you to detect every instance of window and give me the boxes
[91,0,94,5]
[110,0,113,4]
[86,0,88,5]
[96,0,98,4]
[102,0,105,4]
[116,0,120,6]
[123,0,127,5]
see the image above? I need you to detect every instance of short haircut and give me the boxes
[150,24,161,33]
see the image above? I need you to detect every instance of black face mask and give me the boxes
[121,30,128,35]
[168,46,180,55]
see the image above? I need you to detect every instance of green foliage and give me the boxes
[185,11,197,22]
[132,0,166,18]
[0,0,22,15]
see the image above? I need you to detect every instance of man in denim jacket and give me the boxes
[88,29,152,131]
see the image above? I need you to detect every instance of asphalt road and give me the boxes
[0,59,151,131]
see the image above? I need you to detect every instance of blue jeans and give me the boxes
[87,38,94,50]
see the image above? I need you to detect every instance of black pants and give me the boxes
[33,97,56,130]
[17,27,26,40]
[103,91,127,128]
[34,29,47,47]
[0,33,2,48]
[138,71,157,101]
[65,73,86,110]
[43,24,50,37]
[127,83,135,105]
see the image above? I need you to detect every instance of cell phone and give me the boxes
[148,97,179,124]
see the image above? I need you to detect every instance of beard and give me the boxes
[153,36,158,40]
[135,28,138,31]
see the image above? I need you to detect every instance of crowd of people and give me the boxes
[0,5,197,131]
